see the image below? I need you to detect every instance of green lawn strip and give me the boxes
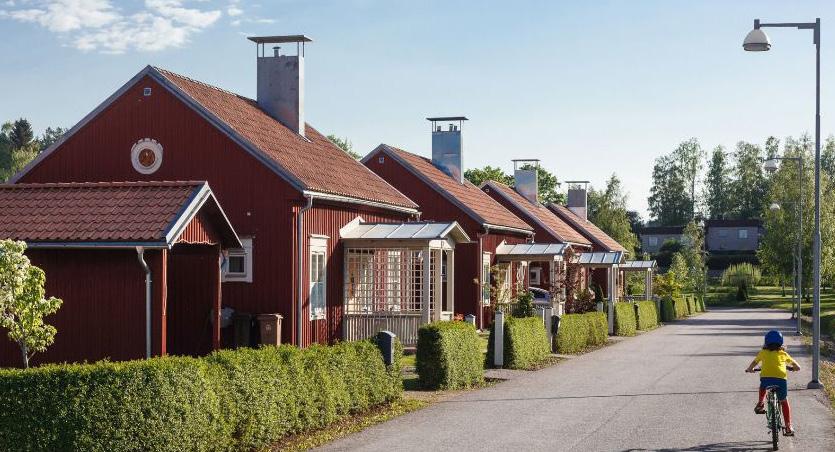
[712,285,835,337]
[274,399,428,451]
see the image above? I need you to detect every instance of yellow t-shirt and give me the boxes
[756,349,795,379]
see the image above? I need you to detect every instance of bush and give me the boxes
[661,296,676,322]
[555,312,608,353]
[635,301,659,330]
[513,290,536,318]
[685,294,697,315]
[697,295,706,312]
[416,321,483,390]
[614,302,637,336]
[674,296,688,318]
[501,316,550,369]
[0,340,400,452]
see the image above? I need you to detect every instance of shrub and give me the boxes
[635,301,659,330]
[0,340,400,452]
[614,302,637,336]
[721,263,761,300]
[416,321,483,390]
[555,312,608,353]
[502,316,550,369]
[513,290,536,318]
[697,295,706,312]
[685,294,697,315]
[661,296,676,322]
[673,296,688,318]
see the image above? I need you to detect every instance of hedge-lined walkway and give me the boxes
[318,309,835,452]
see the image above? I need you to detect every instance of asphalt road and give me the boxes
[318,308,835,452]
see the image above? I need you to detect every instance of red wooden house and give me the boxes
[363,118,535,328]
[0,182,240,366]
[480,161,592,297]
[9,36,423,347]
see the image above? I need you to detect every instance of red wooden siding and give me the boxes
[166,244,221,356]
[0,249,152,366]
[177,211,222,246]
[365,150,530,326]
[16,75,411,347]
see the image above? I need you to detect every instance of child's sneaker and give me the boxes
[784,426,795,436]
[754,402,766,414]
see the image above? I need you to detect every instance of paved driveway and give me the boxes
[319,308,835,451]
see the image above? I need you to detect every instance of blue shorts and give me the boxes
[760,377,788,400]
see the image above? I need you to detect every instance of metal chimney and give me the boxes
[427,116,468,183]
[512,159,540,204]
[249,35,312,137]
[566,181,590,220]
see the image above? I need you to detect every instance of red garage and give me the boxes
[0,181,240,366]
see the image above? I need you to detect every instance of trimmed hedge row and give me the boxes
[555,311,608,354]
[635,301,659,330]
[487,316,550,369]
[0,340,401,452]
[661,296,676,322]
[614,302,637,336]
[685,294,697,315]
[416,321,483,390]
[674,296,689,318]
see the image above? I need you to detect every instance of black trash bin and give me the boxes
[232,312,253,348]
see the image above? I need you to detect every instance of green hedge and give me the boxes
[635,301,659,330]
[487,316,550,369]
[0,340,400,452]
[416,321,483,390]
[661,296,675,322]
[673,296,689,318]
[614,302,637,336]
[555,311,608,353]
[697,295,706,312]
[685,294,697,315]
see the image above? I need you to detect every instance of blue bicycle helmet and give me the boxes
[764,330,784,346]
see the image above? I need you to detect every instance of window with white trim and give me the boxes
[309,236,328,320]
[738,229,748,239]
[223,237,253,283]
[648,236,658,247]
[482,253,491,306]
[530,266,542,286]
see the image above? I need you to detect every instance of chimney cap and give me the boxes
[426,116,468,122]
[247,35,313,44]
[565,180,590,184]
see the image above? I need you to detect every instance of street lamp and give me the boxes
[767,199,802,334]
[744,18,823,389]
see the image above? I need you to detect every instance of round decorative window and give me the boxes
[131,138,163,174]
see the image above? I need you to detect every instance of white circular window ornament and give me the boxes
[131,138,163,174]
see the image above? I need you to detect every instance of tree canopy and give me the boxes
[464,164,565,204]
[326,135,361,160]
[587,174,638,255]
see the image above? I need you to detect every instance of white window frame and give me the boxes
[309,236,329,320]
[738,229,748,239]
[222,237,253,283]
[482,253,492,306]
[530,266,542,286]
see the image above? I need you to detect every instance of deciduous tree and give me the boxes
[0,240,63,368]
[588,174,638,255]
[704,146,732,219]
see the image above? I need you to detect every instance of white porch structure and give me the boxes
[576,251,625,334]
[341,221,470,346]
[619,260,657,300]
[495,243,567,312]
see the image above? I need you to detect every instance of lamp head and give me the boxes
[769,202,781,212]
[743,27,771,51]
[763,158,780,173]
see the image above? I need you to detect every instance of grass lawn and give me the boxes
[707,285,835,337]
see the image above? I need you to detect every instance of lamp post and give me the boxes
[768,200,802,334]
[765,156,804,335]
[744,18,823,389]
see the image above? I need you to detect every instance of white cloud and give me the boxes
[0,0,222,53]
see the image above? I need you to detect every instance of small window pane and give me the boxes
[228,255,245,274]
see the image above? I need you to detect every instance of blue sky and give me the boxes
[1,1,833,218]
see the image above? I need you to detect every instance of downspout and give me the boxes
[296,195,314,347]
[477,225,490,330]
[136,246,152,359]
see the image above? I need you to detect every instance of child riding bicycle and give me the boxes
[745,330,800,436]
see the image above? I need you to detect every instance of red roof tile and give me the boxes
[548,204,627,252]
[154,68,417,211]
[482,181,591,246]
[378,146,532,233]
[0,181,208,243]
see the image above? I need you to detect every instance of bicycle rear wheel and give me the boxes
[769,392,779,450]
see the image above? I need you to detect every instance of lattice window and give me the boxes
[345,248,438,314]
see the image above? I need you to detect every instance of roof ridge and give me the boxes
[2,181,205,189]
[152,66,250,100]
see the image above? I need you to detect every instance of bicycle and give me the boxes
[747,366,798,451]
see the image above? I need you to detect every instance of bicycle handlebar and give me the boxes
[747,367,799,373]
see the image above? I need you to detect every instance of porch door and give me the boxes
[166,245,217,357]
